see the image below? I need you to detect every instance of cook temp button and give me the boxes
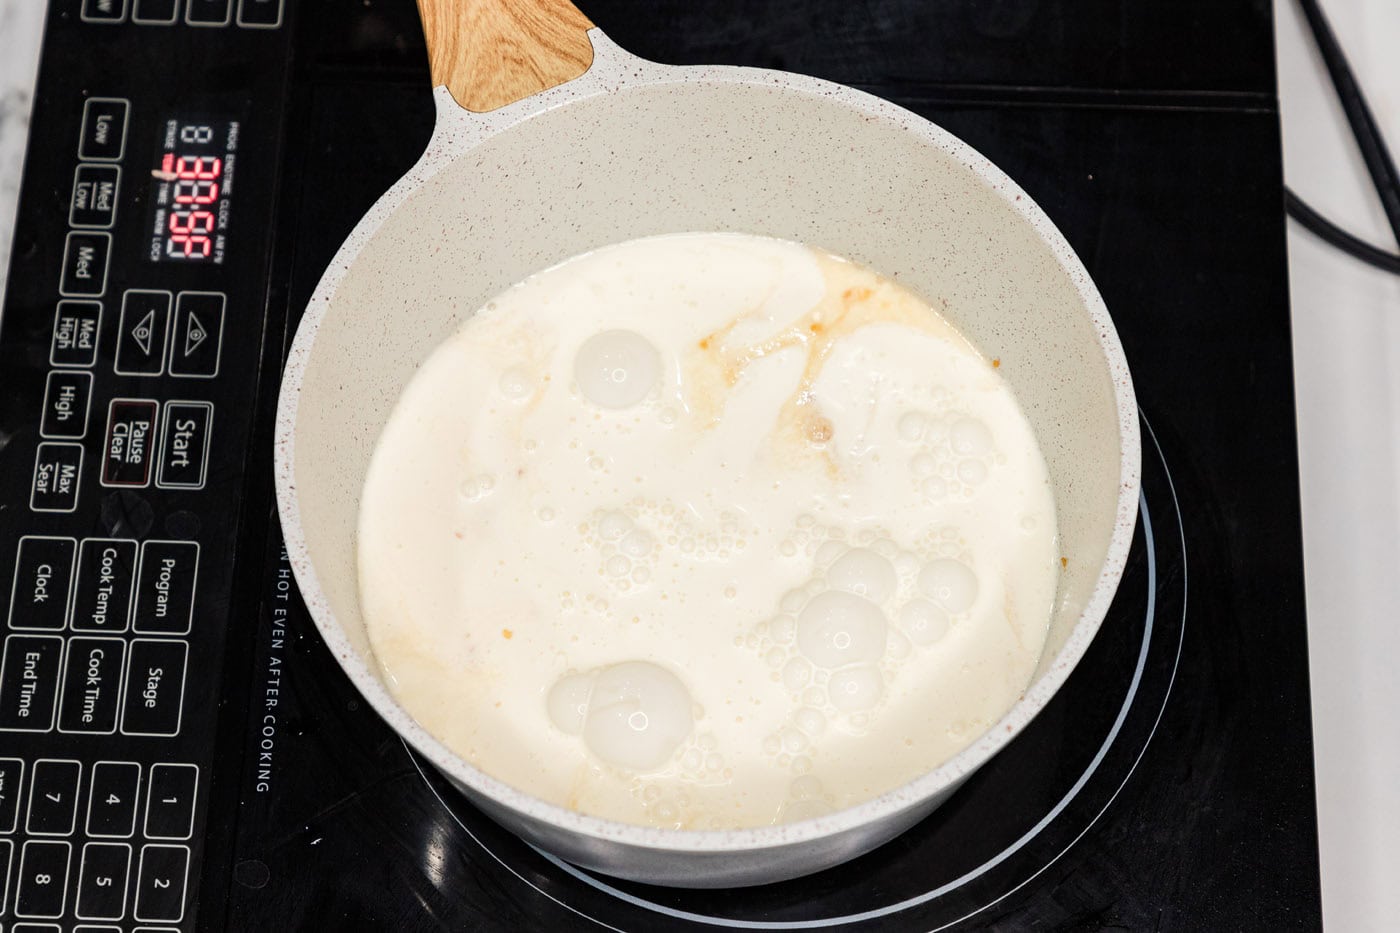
[0,635,64,732]
[121,639,187,736]
[72,538,138,634]
[157,402,213,490]
[102,399,160,488]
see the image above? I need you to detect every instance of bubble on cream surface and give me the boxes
[357,232,1060,831]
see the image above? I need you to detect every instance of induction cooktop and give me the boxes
[0,1,1321,929]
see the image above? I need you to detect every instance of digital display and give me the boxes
[147,117,239,263]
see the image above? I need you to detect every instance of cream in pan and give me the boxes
[357,232,1060,829]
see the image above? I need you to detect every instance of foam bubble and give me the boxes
[815,540,846,567]
[575,330,661,409]
[918,559,979,613]
[826,548,897,603]
[828,665,883,712]
[796,591,888,668]
[598,511,632,540]
[950,417,993,456]
[957,459,988,485]
[546,671,594,735]
[899,598,951,645]
[794,707,827,736]
[897,411,928,442]
[580,661,694,771]
[498,366,533,400]
[620,529,655,559]
[605,555,631,577]
[781,657,812,691]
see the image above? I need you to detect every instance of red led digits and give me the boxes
[155,122,229,262]
[167,210,215,258]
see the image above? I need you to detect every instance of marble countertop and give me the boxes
[1,2,1397,928]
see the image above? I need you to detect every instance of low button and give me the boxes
[101,399,160,488]
[60,232,111,297]
[115,290,172,376]
[51,300,102,368]
[26,759,82,836]
[144,764,198,840]
[79,98,129,161]
[156,402,213,489]
[70,164,121,229]
[133,541,198,635]
[30,442,84,513]
[40,370,94,439]
[81,0,128,23]
[121,640,187,736]
[8,536,77,632]
[72,538,138,634]
[0,635,64,732]
[169,292,224,378]
[76,842,132,921]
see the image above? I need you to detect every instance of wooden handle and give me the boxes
[417,0,595,113]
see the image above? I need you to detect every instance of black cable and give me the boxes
[1285,187,1400,274]
[1294,0,1400,248]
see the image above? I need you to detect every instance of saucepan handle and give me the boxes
[416,0,596,113]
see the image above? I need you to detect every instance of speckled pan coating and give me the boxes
[273,30,1141,888]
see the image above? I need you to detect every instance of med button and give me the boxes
[61,232,112,298]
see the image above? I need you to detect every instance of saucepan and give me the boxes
[273,0,1140,887]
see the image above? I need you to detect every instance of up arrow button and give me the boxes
[169,292,224,379]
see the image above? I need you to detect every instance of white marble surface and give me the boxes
[0,1,1396,927]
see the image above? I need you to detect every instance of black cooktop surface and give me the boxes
[0,1,1319,930]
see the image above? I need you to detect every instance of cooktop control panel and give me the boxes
[0,3,292,928]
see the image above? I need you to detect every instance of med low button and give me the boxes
[156,401,213,489]
[133,541,198,635]
[70,164,120,229]
[101,399,159,488]
[8,536,77,632]
[120,639,188,736]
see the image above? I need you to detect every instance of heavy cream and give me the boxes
[357,232,1060,830]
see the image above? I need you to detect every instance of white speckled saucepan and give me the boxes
[273,0,1141,888]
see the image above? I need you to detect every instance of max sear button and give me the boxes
[115,290,172,376]
[101,399,159,488]
[51,300,102,367]
[8,536,77,632]
[15,840,71,918]
[169,291,224,377]
[70,164,121,229]
[0,757,23,832]
[237,0,282,28]
[61,231,112,297]
[87,761,142,838]
[0,635,64,731]
[41,370,94,439]
[133,541,198,635]
[81,0,127,23]
[58,638,125,734]
[77,842,132,921]
[72,538,137,634]
[133,0,179,24]
[121,640,187,736]
[186,0,232,26]
[79,98,129,161]
[30,442,83,513]
[26,759,82,836]
[157,401,213,489]
[144,764,198,840]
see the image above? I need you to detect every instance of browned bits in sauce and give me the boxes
[805,415,834,445]
[502,628,514,639]
[1060,556,1068,568]
[992,358,1001,368]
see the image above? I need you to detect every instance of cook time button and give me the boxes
[102,398,160,488]
[157,401,213,489]
[70,163,121,229]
